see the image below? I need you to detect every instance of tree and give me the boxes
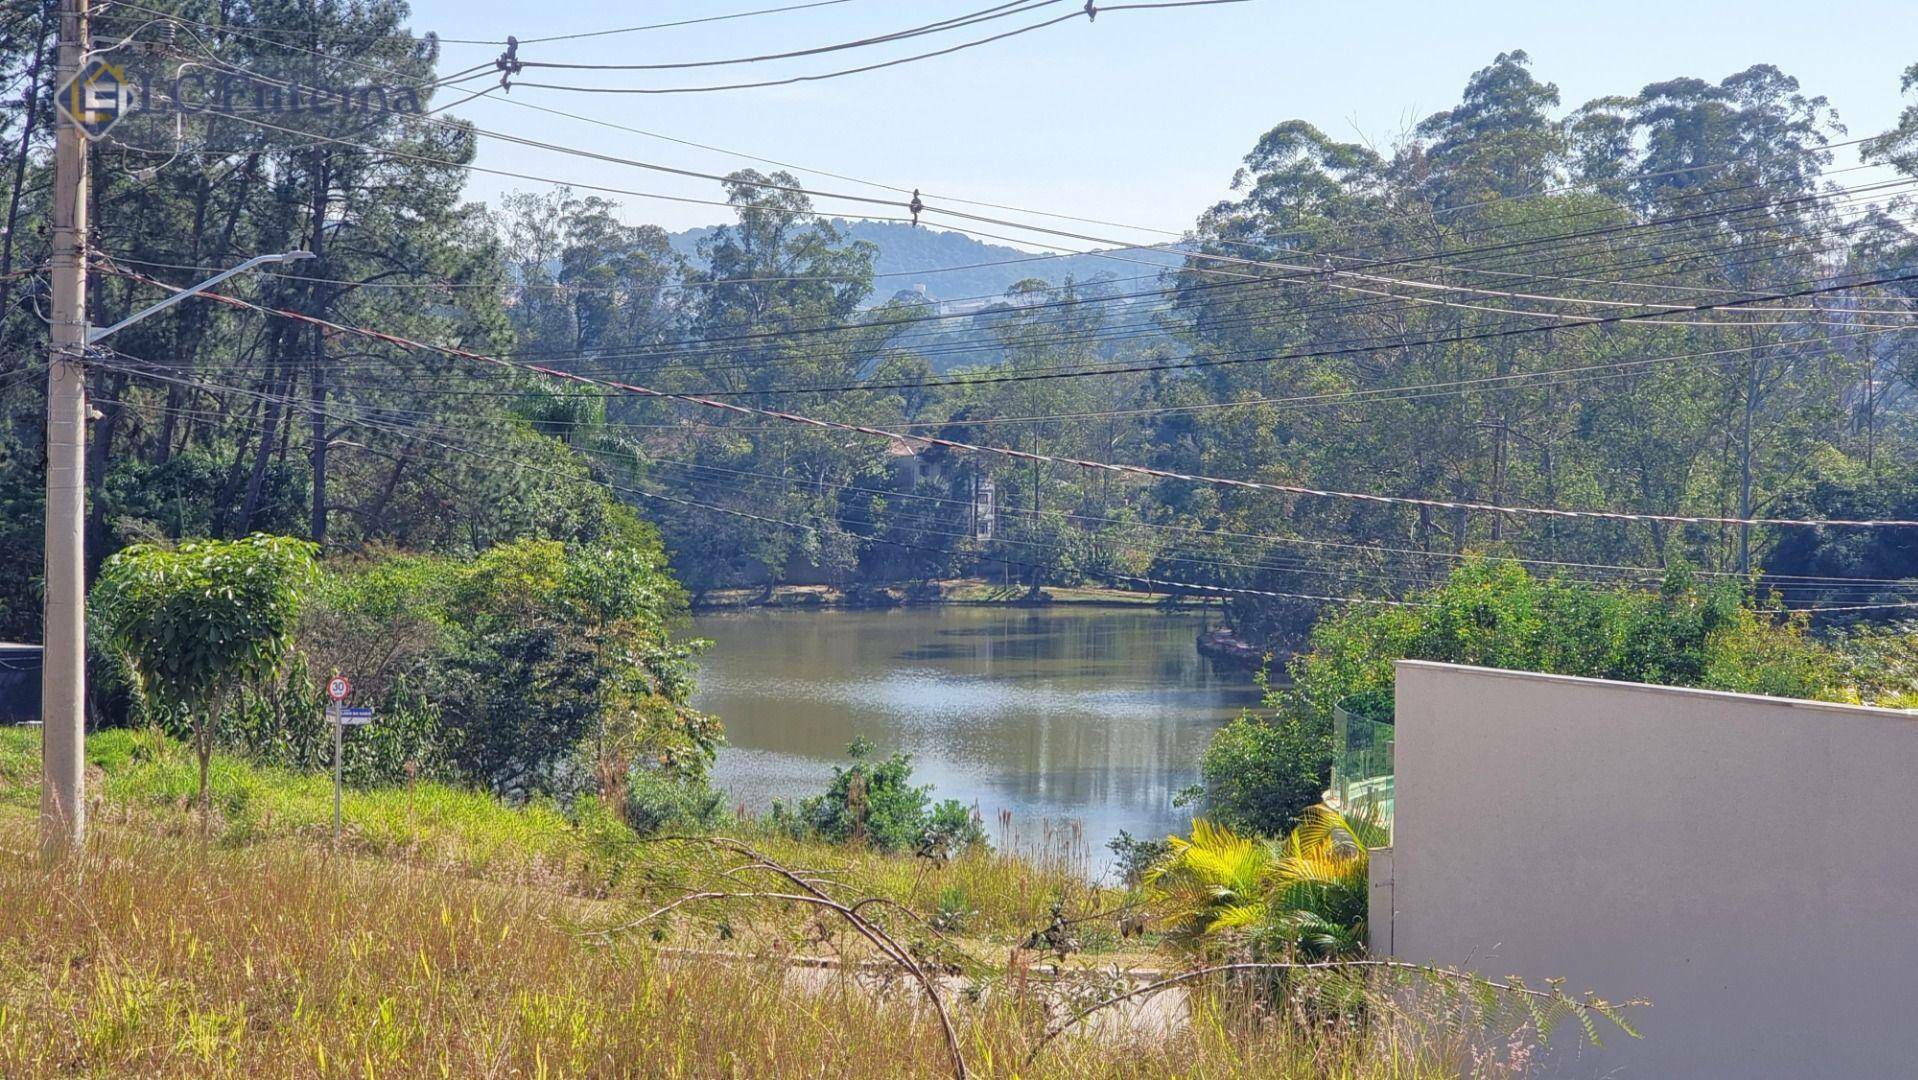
[93,534,318,809]
[1142,817,1275,947]
[437,524,713,799]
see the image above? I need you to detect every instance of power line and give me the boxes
[129,26,1917,337]
[109,196,1915,391]
[93,355,1413,607]
[440,0,866,46]
[115,0,1898,264]
[514,1,1065,71]
[90,360,1918,612]
[93,381,1918,603]
[103,268,1918,530]
[122,181,1907,382]
[515,268,1918,398]
[511,2,1248,95]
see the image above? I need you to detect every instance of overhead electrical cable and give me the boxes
[510,2,1250,95]
[97,266,1918,530]
[91,356,1414,607]
[89,387,1918,600]
[89,361,1918,612]
[116,0,1912,288]
[513,1,1066,71]
[131,29,1918,344]
[96,252,1916,403]
[125,182,1911,381]
[438,0,864,46]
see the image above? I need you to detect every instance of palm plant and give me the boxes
[1145,804,1386,959]
[1141,818,1275,945]
[1262,802,1386,959]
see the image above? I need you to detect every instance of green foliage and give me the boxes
[1105,829,1172,887]
[1257,804,1386,960]
[290,534,712,798]
[93,534,319,712]
[619,771,731,836]
[1761,458,1918,623]
[93,535,319,804]
[1204,560,1851,835]
[1146,806,1383,962]
[1143,818,1275,946]
[1198,713,1330,843]
[1831,620,1918,708]
[772,738,986,857]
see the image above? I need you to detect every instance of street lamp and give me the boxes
[87,251,315,343]
[40,249,312,858]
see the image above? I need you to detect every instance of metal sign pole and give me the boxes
[330,700,343,844]
[325,674,351,846]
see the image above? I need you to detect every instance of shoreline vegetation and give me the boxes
[689,577,1212,611]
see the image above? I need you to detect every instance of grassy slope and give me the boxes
[0,728,1103,938]
[0,729,1487,1078]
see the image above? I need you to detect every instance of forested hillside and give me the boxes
[2,1,1916,661]
[666,219,1185,303]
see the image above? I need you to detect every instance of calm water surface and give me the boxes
[691,606,1260,861]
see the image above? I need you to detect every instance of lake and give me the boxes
[690,606,1262,865]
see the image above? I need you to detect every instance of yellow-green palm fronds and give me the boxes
[1143,818,1277,941]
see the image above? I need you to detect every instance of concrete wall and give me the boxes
[1381,661,1918,1078]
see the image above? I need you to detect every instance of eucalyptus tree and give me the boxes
[647,170,918,590]
[1569,65,1852,571]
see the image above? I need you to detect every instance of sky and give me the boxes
[393,0,1918,249]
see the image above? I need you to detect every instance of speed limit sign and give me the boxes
[326,675,351,701]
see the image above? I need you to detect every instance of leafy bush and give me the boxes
[1203,559,1854,835]
[1832,620,1918,708]
[931,884,976,933]
[771,738,986,857]
[620,771,731,835]
[1105,829,1172,888]
[92,534,319,807]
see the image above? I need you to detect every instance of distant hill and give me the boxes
[666,219,1184,304]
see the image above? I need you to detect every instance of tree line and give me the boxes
[2,9,1918,727]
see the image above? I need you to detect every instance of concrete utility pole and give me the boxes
[36,0,307,854]
[41,0,90,859]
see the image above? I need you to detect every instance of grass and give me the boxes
[0,728,1104,940]
[0,821,1527,1078]
[0,728,1539,1077]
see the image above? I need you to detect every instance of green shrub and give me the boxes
[772,738,986,857]
[1105,829,1172,888]
[1202,559,1856,835]
[620,771,731,835]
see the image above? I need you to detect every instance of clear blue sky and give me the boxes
[399,0,1917,247]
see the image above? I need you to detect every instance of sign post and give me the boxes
[326,676,351,843]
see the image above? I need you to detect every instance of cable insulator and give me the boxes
[496,35,523,91]
[1084,1,1097,20]
[909,189,924,226]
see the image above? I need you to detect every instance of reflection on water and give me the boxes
[691,606,1261,863]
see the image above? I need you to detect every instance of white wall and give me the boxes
[1382,661,1918,1079]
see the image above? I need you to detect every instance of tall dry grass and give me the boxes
[0,822,1523,1078]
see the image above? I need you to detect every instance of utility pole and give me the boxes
[42,0,89,859]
